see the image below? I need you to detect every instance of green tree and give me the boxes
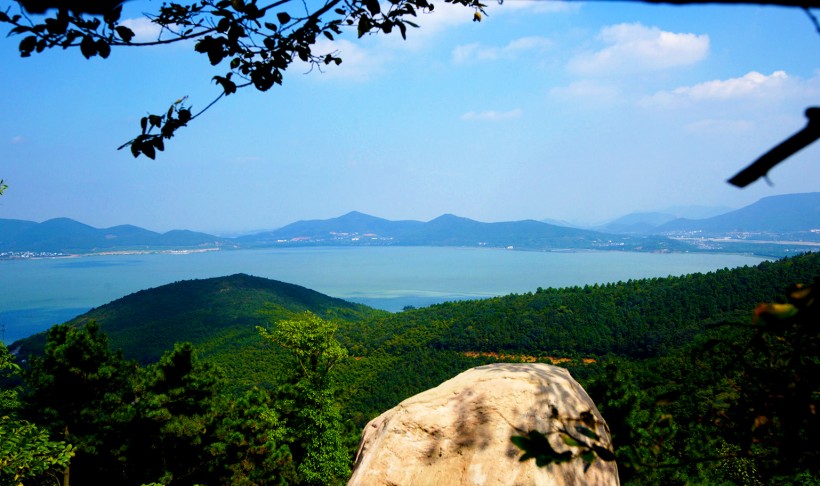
[122,342,225,485]
[22,322,296,486]
[706,281,820,481]
[1,343,74,485]
[23,321,132,486]
[258,311,351,485]
[125,343,299,485]
[573,278,820,484]
[583,359,684,483]
[209,386,297,485]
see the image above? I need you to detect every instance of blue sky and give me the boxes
[1,1,818,234]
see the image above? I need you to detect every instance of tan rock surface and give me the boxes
[349,363,619,486]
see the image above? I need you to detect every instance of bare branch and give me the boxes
[728,108,820,188]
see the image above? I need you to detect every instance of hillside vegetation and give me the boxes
[5,252,820,484]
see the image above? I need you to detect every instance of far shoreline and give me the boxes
[0,247,222,261]
[2,241,815,262]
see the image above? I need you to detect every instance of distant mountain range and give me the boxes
[0,217,229,254]
[235,211,676,251]
[575,205,735,233]
[2,192,818,258]
[600,193,820,236]
[656,193,820,234]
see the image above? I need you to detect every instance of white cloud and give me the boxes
[452,36,552,64]
[120,17,163,43]
[11,135,24,144]
[460,109,523,121]
[669,70,787,100]
[568,23,709,75]
[642,70,820,108]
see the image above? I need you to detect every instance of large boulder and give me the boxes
[349,363,619,486]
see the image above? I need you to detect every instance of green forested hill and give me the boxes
[333,252,820,420]
[13,273,385,364]
[9,252,820,484]
[414,255,820,357]
[14,254,820,411]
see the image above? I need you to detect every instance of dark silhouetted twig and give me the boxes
[805,7,820,36]
[728,107,820,188]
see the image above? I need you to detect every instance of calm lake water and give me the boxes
[0,247,766,344]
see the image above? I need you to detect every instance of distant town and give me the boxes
[0,251,71,260]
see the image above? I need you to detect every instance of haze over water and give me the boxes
[1,247,766,344]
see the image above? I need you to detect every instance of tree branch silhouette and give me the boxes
[728,107,820,188]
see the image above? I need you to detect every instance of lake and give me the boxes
[0,247,766,344]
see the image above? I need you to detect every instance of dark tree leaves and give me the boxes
[512,409,615,473]
[18,35,36,56]
[114,25,133,42]
[213,74,237,95]
[79,34,96,58]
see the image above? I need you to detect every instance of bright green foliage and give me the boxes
[0,419,75,485]
[259,310,348,386]
[1,343,74,485]
[0,179,6,195]
[259,311,352,485]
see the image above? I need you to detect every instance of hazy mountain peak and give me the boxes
[657,192,820,233]
[429,213,475,223]
[336,211,386,221]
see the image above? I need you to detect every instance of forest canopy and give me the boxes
[4,252,820,484]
